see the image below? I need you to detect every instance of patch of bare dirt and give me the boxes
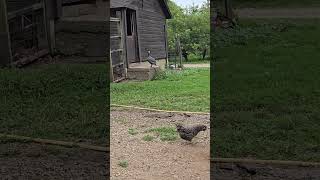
[0,142,108,179]
[236,8,320,18]
[212,161,320,180]
[110,108,210,180]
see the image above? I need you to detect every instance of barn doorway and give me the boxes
[126,9,139,63]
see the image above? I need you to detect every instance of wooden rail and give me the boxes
[110,16,125,82]
[0,133,109,152]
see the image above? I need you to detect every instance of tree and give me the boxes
[167,0,210,60]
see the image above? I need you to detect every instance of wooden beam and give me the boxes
[135,10,142,63]
[11,49,49,67]
[224,0,232,19]
[7,3,43,19]
[122,9,129,68]
[0,0,12,66]
[43,0,56,55]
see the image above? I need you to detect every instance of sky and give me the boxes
[173,0,207,8]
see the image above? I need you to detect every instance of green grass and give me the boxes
[128,128,138,135]
[111,68,210,112]
[142,135,155,141]
[147,127,178,141]
[215,0,320,8]
[118,160,128,168]
[0,64,109,145]
[212,19,320,162]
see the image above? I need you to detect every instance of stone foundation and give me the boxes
[127,67,161,81]
[126,59,166,81]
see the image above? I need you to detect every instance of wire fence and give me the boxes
[167,35,183,69]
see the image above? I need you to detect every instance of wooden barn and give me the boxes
[110,0,172,81]
[0,0,53,66]
[0,0,108,67]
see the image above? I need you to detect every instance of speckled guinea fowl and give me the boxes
[175,123,207,142]
[146,50,157,67]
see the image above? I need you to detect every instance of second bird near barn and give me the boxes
[110,0,172,81]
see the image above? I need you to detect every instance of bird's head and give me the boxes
[200,125,207,131]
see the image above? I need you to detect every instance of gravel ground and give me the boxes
[0,142,108,179]
[211,161,320,180]
[236,8,320,18]
[110,108,210,180]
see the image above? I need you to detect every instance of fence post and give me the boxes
[177,37,182,68]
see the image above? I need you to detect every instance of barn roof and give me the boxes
[61,0,172,19]
[111,0,172,19]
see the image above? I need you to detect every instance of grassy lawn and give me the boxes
[111,68,210,112]
[212,19,320,162]
[0,64,109,145]
[216,0,320,8]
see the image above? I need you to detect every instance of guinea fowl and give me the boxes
[175,123,207,142]
[146,50,157,67]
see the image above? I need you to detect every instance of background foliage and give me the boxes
[167,0,210,59]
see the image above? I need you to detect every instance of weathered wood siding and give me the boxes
[111,0,138,10]
[137,0,167,60]
[6,0,41,12]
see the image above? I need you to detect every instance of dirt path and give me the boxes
[236,8,320,18]
[0,142,108,179]
[110,108,210,180]
[184,64,210,68]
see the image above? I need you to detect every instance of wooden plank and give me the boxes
[7,3,43,19]
[43,0,55,55]
[0,133,109,152]
[11,49,49,67]
[112,63,124,67]
[110,51,114,82]
[110,35,121,39]
[0,0,12,65]
[110,17,120,22]
[122,8,128,68]
[136,9,142,63]
[110,49,123,53]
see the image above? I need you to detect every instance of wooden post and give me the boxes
[225,0,232,19]
[135,10,142,64]
[164,24,169,69]
[176,37,182,68]
[43,0,56,55]
[110,51,114,82]
[0,0,12,66]
[122,9,128,68]
[174,35,177,69]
